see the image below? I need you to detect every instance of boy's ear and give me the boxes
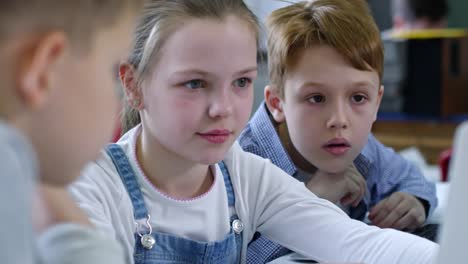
[264,85,285,123]
[17,32,66,110]
[373,85,384,122]
[119,63,143,110]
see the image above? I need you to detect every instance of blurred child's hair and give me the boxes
[267,0,384,97]
[0,1,143,53]
[121,0,260,133]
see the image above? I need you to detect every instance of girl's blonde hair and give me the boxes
[121,0,260,134]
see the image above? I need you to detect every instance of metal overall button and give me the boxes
[232,219,244,234]
[136,214,156,250]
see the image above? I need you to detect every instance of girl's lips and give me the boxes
[197,130,231,144]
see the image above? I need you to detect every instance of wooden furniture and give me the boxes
[372,120,458,164]
[383,31,468,117]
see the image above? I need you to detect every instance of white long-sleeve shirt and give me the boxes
[69,126,438,264]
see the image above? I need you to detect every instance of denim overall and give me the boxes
[106,144,243,264]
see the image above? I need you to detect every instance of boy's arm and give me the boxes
[368,191,427,230]
[306,164,367,206]
[364,134,437,227]
[249,156,438,263]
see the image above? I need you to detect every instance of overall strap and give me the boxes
[218,161,235,207]
[106,144,148,220]
[219,160,243,264]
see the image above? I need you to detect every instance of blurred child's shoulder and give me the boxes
[0,120,30,149]
[0,120,37,177]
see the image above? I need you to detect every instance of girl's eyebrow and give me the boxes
[172,69,212,77]
[171,66,258,78]
[235,66,258,75]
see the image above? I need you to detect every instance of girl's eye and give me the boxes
[351,94,367,104]
[233,78,251,88]
[308,95,325,104]
[184,80,204,89]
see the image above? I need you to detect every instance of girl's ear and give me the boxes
[264,85,285,123]
[17,32,66,110]
[119,63,143,110]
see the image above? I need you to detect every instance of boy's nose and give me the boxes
[326,103,349,129]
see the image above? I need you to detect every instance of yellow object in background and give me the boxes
[390,29,467,39]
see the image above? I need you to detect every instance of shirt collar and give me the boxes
[353,138,375,178]
[249,102,297,175]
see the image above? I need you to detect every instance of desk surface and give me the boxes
[267,253,317,263]
[268,252,363,263]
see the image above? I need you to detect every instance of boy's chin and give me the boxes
[318,162,350,174]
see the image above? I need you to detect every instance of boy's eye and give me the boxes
[308,95,325,104]
[184,80,204,89]
[233,77,251,88]
[351,94,367,104]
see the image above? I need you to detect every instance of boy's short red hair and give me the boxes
[267,0,384,97]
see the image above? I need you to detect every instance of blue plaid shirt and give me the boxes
[238,103,438,264]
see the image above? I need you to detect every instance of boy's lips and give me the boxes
[197,129,232,144]
[322,138,351,156]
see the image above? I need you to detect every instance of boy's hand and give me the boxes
[33,183,92,234]
[306,164,366,207]
[368,192,426,230]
